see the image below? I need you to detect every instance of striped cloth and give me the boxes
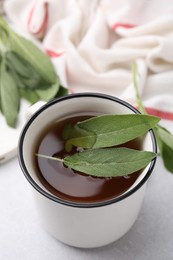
[4,0,173,121]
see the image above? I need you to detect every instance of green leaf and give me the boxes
[0,17,65,127]
[35,80,60,101]
[5,51,47,89]
[54,85,68,98]
[0,58,20,127]
[19,88,40,104]
[65,124,95,150]
[65,114,160,149]
[10,34,57,83]
[132,61,173,175]
[0,17,58,84]
[5,51,38,78]
[0,25,9,53]
[62,123,74,151]
[161,143,173,173]
[62,123,73,140]
[155,125,173,149]
[63,148,156,177]
[5,51,60,98]
[154,125,173,173]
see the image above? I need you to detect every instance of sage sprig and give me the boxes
[0,17,67,128]
[132,62,173,173]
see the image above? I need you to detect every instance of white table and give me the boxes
[1,124,173,260]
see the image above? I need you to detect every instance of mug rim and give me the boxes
[18,92,157,208]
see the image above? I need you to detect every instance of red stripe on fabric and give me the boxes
[112,23,136,31]
[46,49,64,58]
[27,2,49,35]
[27,4,35,29]
[145,107,173,121]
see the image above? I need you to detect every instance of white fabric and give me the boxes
[4,0,173,116]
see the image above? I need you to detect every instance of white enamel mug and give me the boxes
[18,93,157,248]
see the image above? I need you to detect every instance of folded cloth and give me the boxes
[4,0,173,121]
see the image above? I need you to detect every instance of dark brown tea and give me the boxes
[34,113,142,204]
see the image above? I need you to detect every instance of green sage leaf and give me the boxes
[65,114,160,149]
[5,51,38,79]
[63,148,156,177]
[62,123,73,140]
[5,50,60,99]
[10,34,57,84]
[0,58,20,127]
[5,51,49,88]
[132,61,173,175]
[0,25,9,53]
[35,80,60,101]
[0,17,57,84]
[154,125,173,173]
[19,88,40,104]
[54,85,68,98]
[0,17,65,128]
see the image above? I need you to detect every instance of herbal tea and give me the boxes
[34,113,142,203]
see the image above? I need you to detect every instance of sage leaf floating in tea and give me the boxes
[36,113,159,178]
[64,114,160,150]
[36,148,156,178]
[64,148,156,177]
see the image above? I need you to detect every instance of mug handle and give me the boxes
[0,101,47,165]
[25,101,46,120]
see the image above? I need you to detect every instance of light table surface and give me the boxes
[0,122,173,260]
